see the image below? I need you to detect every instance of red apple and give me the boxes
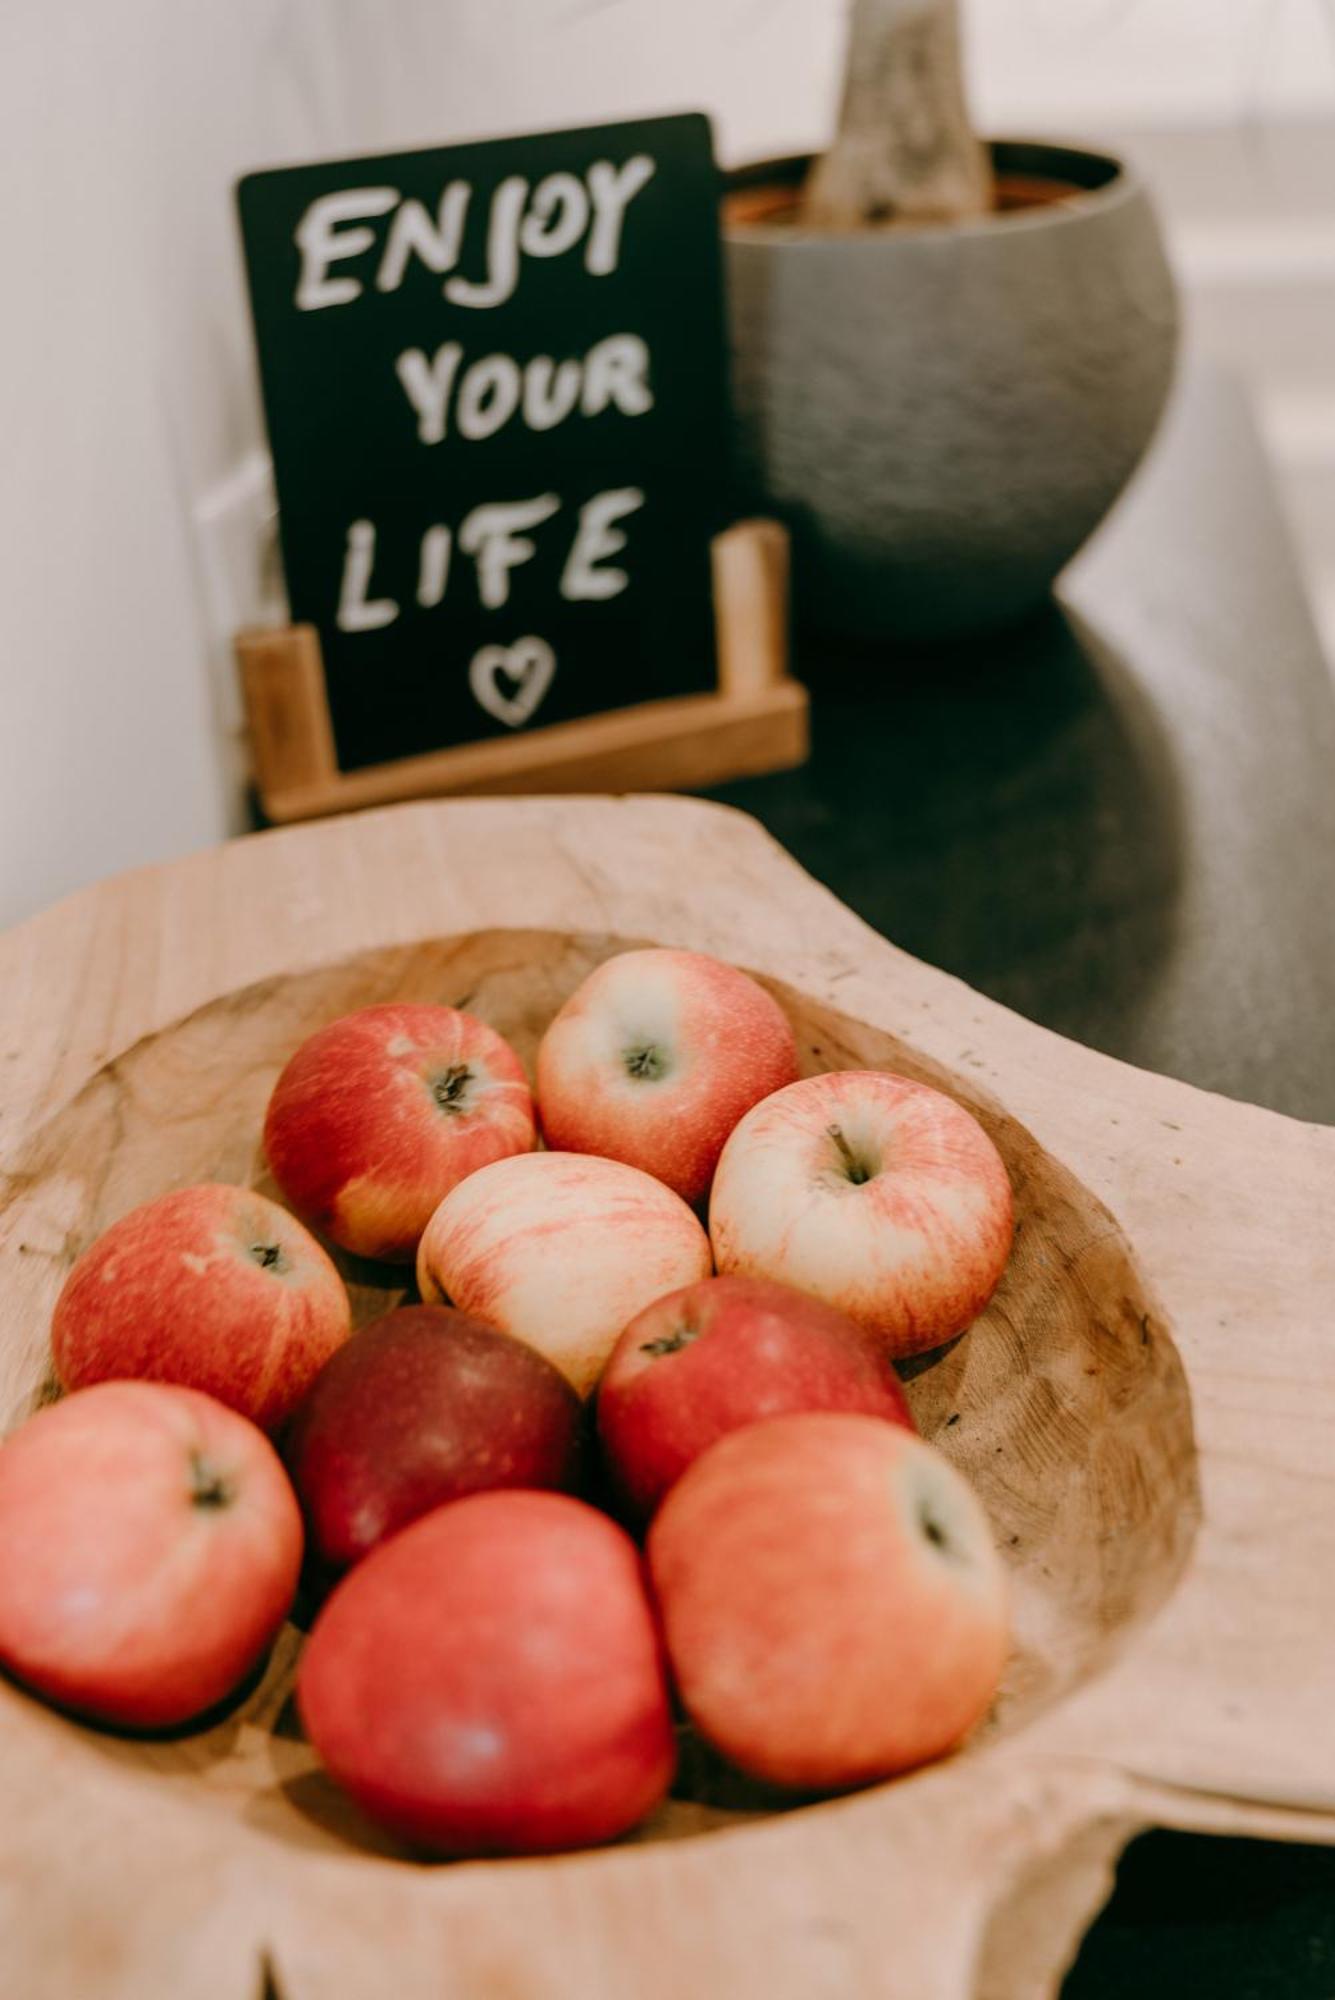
[286,1304,584,1572]
[51,1183,351,1432]
[298,1489,675,1854]
[264,1003,536,1263]
[417,1151,712,1397]
[709,1070,1013,1357]
[535,948,799,1206]
[598,1274,915,1521]
[0,1381,302,1729]
[648,1412,1009,1789]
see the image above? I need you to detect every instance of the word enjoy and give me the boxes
[295,155,656,313]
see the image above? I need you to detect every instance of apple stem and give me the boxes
[432,1064,472,1113]
[623,1044,668,1081]
[640,1325,698,1357]
[917,1495,958,1560]
[189,1452,233,1510]
[826,1124,871,1185]
[250,1241,286,1272]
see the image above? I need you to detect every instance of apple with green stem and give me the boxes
[709,1070,1013,1357]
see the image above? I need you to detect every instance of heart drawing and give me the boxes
[468,636,557,729]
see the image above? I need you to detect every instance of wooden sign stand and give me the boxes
[236,519,806,824]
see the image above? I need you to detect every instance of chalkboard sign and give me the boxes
[238,114,733,773]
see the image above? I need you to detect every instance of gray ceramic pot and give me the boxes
[725,142,1178,640]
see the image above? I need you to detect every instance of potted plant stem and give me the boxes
[725,0,1179,639]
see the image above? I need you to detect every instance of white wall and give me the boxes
[0,0,847,930]
[4,0,1334,927]
[966,0,1335,130]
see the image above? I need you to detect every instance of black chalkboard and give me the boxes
[237,114,733,773]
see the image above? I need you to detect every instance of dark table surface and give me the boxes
[706,358,1335,1993]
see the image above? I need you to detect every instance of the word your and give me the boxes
[396,332,651,446]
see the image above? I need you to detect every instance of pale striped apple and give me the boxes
[709,1070,1013,1358]
[417,1151,712,1396]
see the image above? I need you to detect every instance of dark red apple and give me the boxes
[285,1305,583,1572]
[297,1490,676,1855]
[597,1275,915,1521]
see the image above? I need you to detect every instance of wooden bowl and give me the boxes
[3,797,1334,1999]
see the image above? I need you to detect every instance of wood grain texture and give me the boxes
[236,626,339,796]
[2,794,1334,1999]
[712,516,790,696]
